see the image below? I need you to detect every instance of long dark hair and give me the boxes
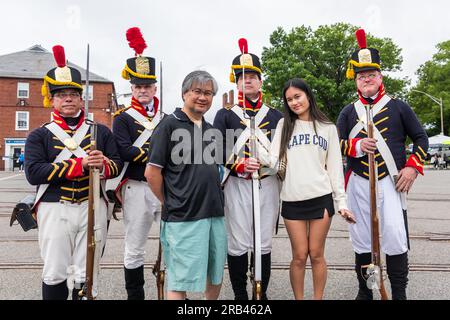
[279,78,331,161]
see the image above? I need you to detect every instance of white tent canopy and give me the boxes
[408,134,450,153]
[428,134,450,145]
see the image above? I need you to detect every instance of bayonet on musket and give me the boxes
[238,38,262,300]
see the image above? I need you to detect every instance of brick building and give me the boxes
[0,45,118,171]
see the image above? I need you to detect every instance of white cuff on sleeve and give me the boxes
[355,140,365,158]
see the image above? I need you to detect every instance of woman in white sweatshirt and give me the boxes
[258,78,355,299]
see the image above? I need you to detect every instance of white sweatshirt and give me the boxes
[260,118,347,211]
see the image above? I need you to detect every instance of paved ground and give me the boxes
[0,168,449,300]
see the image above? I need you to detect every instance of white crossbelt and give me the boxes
[221,104,273,184]
[231,104,271,152]
[105,108,162,193]
[350,96,407,209]
[32,122,90,209]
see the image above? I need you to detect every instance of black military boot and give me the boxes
[386,252,408,300]
[42,280,69,300]
[260,253,272,300]
[249,252,271,300]
[227,253,249,300]
[124,265,145,300]
[355,252,373,300]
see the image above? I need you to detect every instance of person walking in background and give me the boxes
[18,150,25,172]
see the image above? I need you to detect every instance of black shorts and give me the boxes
[281,193,335,220]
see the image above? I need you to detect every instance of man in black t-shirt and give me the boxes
[145,70,227,300]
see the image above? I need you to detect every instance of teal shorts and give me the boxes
[161,217,227,293]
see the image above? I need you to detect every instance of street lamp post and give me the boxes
[412,89,444,135]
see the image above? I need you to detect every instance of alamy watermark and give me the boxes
[166,127,276,165]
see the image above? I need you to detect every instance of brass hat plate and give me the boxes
[55,66,73,82]
[240,54,253,67]
[136,56,150,75]
[63,138,78,151]
[358,49,372,64]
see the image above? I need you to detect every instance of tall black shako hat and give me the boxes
[122,27,156,85]
[230,38,262,83]
[346,29,381,80]
[41,45,83,107]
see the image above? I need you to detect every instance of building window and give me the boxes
[82,85,93,101]
[17,82,29,98]
[16,111,29,130]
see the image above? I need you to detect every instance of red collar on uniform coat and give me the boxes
[237,91,262,111]
[357,83,386,105]
[51,109,85,130]
[131,96,159,118]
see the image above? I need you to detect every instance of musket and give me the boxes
[152,240,165,300]
[238,40,262,300]
[152,60,165,300]
[80,44,100,300]
[249,112,262,300]
[365,104,389,300]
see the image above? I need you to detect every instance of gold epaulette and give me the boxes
[113,106,131,118]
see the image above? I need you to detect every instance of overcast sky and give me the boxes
[1,0,449,121]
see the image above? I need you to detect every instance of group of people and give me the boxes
[430,153,448,169]
[23,27,428,301]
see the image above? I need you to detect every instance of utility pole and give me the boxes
[412,89,444,135]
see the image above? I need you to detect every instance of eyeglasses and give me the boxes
[190,89,214,98]
[356,73,379,81]
[53,92,81,99]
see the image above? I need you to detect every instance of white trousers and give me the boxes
[224,175,280,256]
[347,172,408,255]
[38,200,107,286]
[122,179,161,269]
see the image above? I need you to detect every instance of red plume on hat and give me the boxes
[52,45,66,67]
[355,29,367,49]
[238,38,248,54]
[126,27,147,56]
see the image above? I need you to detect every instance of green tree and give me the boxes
[261,23,408,122]
[408,40,450,137]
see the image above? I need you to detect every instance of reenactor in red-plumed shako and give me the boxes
[337,29,428,300]
[108,27,163,300]
[213,38,283,300]
[25,45,122,300]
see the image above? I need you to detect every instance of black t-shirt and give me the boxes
[148,108,224,222]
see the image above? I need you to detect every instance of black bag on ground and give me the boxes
[10,194,37,232]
